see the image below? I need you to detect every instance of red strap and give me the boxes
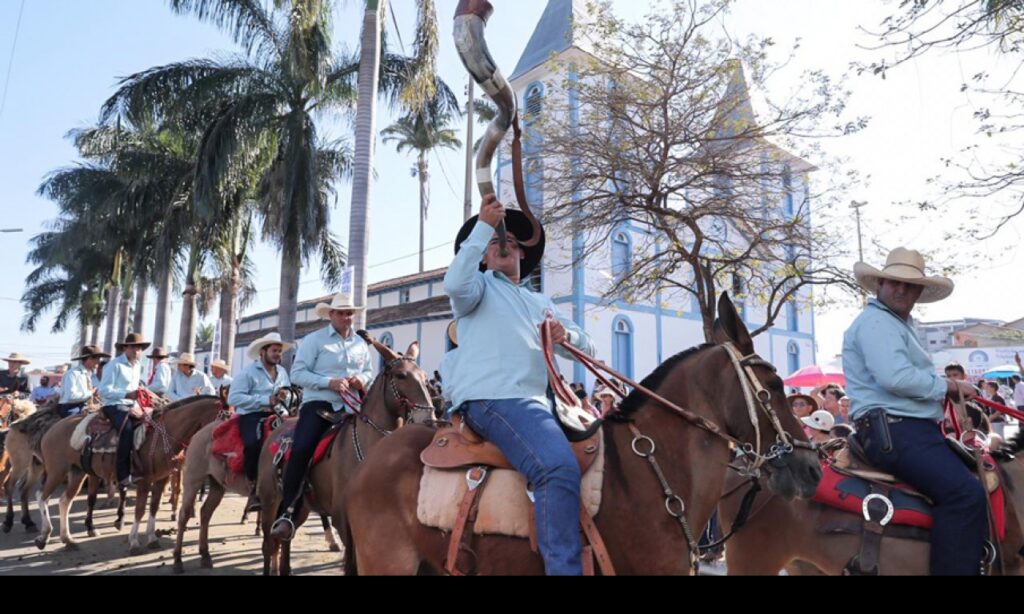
[973,396,1024,422]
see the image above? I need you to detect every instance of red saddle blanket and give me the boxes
[211,414,283,475]
[268,420,342,468]
[813,462,1006,540]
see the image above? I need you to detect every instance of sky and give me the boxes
[0,0,1021,369]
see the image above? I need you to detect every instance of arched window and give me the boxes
[379,332,394,372]
[525,85,543,120]
[787,341,800,376]
[612,317,635,380]
[611,231,631,285]
[783,165,794,218]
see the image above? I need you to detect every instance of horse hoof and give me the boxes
[34,536,47,550]
[147,540,162,551]
[87,529,97,538]
[200,556,214,569]
[24,524,38,534]
[129,545,144,557]
[63,541,80,552]
[329,543,341,553]
[170,513,177,522]
[172,561,185,575]
[2,523,12,534]
[114,520,123,532]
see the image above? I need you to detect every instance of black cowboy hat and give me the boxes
[454,209,546,279]
[147,346,170,360]
[72,345,111,361]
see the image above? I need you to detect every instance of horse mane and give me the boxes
[154,395,222,417]
[11,399,36,420]
[614,344,715,419]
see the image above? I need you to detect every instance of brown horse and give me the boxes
[339,293,821,575]
[2,401,68,534]
[34,396,223,553]
[720,441,1024,575]
[255,336,437,576]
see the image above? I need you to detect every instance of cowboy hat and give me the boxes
[313,293,365,320]
[71,345,110,361]
[801,410,836,433]
[210,359,230,372]
[2,352,30,365]
[455,209,546,279]
[853,247,954,304]
[115,332,151,351]
[173,353,198,368]
[147,346,170,360]
[786,393,819,413]
[245,333,293,361]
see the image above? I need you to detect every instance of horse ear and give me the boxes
[358,330,400,361]
[405,341,420,361]
[713,292,754,353]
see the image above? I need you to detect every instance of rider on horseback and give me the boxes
[844,247,986,575]
[57,345,109,418]
[441,195,595,575]
[97,333,150,487]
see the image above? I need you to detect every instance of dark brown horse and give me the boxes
[256,336,437,576]
[35,396,223,553]
[720,442,1024,575]
[340,293,821,574]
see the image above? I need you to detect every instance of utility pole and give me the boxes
[850,200,868,303]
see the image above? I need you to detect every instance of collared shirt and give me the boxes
[291,324,374,413]
[30,385,60,403]
[843,298,947,422]
[59,363,95,405]
[210,374,233,392]
[168,369,216,401]
[442,220,595,410]
[99,353,144,410]
[148,361,173,395]
[0,371,28,394]
[1014,381,1024,408]
[227,360,291,415]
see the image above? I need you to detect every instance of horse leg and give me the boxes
[33,469,63,550]
[58,468,87,551]
[84,476,99,537]
[103,478,117,508]
[128,481,149,555]
[113,485,127,531]
[260,505,279,576]
[20,464,39,533]
[280,507,310,577]
[198,481,225,569]
[3,472,15,533]
[146,477,169,549]
[173,472,206,574]
[168,460,181,522]
[321,513,340,553]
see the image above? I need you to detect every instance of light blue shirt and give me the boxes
[99,353,144,410]
[443,220,594,410]
[31,385,60,403]
[227,360,291,415]
[291,325,374,413]
[59,363,94,404]
[210,374,233,391]
[148,361,173,395]
[843,299,948,422]
[168,368,216,401]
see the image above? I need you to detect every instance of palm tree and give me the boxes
[382,103,461,271]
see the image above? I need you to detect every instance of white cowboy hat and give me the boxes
[210,359,230,372]
[173,353,198,368]
[313,293,365,319]
[2,352,30,365]
[853,247,954,304]
[801,410,836,433]
[245,333,293,361]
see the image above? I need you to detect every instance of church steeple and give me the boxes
[510,0,594,81]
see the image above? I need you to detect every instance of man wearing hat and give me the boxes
[209,359,233,394]
[270,293,374,540]
[146,347,173,396]
[787,393,818,419]
[57,345,110,418]
[0,353,31,395]
[227,333,293,512]
[98,333,151,487]
[168,353,216,402]
[440,195,595,575]
[844,247,984,575]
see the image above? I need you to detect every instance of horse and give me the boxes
[2,400,68,534]
[0,395,37,429]
[339,293,821,575]
[34,395,224,553]
[720,432,1024,575]
[255,335,437,576]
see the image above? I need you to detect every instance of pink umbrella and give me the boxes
[783,364,846,388]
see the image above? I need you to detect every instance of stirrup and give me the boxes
[271,515,295,542]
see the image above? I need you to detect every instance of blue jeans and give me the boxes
[279,401,334,515]
[461,399,582,576]
[856,415,988,575]
[101,406,135,482]
[238,411,272,483]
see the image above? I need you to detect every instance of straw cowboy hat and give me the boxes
[801,410,836,433]
[853,247,954,304]
[313,293,365,320]
[210,359,230,372]
[115,332,151,351]
[246,332,293,361]
[455,209,546,279]
[174,353,198,368]
[2,352,30,365]
[71,345,110,361]
[147,346,170,360]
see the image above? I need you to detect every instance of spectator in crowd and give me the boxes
[984,381,1007,437]
[787,393,817,419]
[801,410,836,444]
[811,383,847,425]
[30,375,60,404]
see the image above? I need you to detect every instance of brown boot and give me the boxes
[270,515,294,541]
[243,483,261,513]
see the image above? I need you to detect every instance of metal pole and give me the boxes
[464,77,475,222]
[850,200,867,303]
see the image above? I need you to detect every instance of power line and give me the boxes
[0,0,26,120]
